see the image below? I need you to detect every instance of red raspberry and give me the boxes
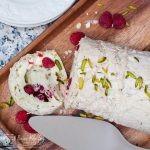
[99,11,113,28]
[42,57,55,68]
[16,110,29,124]
[70,32,85,46]
[23,122,37,134]
[24,84,34,95]
[113,13,126,29]
[28,61,34,64]
[38,53,43,57]
[67,78,72,90]
[34,93,46,101]
[45,90,53,99]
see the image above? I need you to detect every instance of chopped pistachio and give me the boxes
[122,10,129,16]
[81,59,87,72]
[8,96,15,106]
[134,57,139,62]
[144,85,150,99]
[80,72,86,75]
[100,77,109,88]
[111,72,115,76]
[86,113,94,118]
[94,84,98,91]
[100,78,105,88]
[97,3,104,7]
[126,71,136,79]
[80,113,87,118]
[95,79,101,83]
[105,88,109,96]
[57,79,64,84]
[135,77,143,89]
[106,78,112,88]
[92,75,96,83]
[126,22,130,27]
[95,116,104,120]
[125,75,129,79]
[55,59,62,71]
[98,57,107,63]
[104,81,109,89]
[102,66,108,74]
[128,5,137,10]
[55,72,59,77]
[87,58,93,68]
[79,77,84,89]
[0,102,9,109]
[24,74,28,83]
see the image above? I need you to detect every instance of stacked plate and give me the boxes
[0,0,75,27]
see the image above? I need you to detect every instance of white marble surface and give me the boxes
[0,22,47,69]
[0,22,47,149]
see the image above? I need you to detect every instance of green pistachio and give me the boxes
[144,85,150,99]
[79,77,84,90]
[122,10,129,16]
[81,59,87,72]
[95,79,101,83]
[125,75,129,79]
[94,84,98,91]
[8,96,15,106]
[135,77,143,89]
[111,72,115,76]
[95,116,104,120]
[80,113,87,118]
[128,5,137,10]
[57,79,64,84]
[80,72,86,75]
[105,88,109,96]
[24,74,28,83]
[100,78,105,88]
[55,59,62,71]
[98,57,107,63]
[106,78,112,88]
[0,102,9,109]
[126,71,137,79]
[102,66,108,74]
[87,58,93,68]
[92,75,96,83]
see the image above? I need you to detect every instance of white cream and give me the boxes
[9,50,67,115]
[65,37,150,133]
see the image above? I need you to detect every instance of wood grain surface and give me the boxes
[0,0,150,149]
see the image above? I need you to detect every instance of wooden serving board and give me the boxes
[0,0,150,149]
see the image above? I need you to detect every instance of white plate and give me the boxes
[0,0,75,27]
[0,13,61,28]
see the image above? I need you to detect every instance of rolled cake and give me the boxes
[9,50,67,115]
[65,37,150,133]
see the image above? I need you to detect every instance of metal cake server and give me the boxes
[29,116,147,150]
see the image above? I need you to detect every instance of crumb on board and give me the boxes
[97,3,104,7]
[64,50,72,56]
[126,22,130,27]
[92,20,98,24]
[86,12,89,16]
[95,11,98,14]
[85,20,98,29]
[76,22,82,29]
[68,50,72,54]
[64,51,69,55]
[85,21,91,29]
